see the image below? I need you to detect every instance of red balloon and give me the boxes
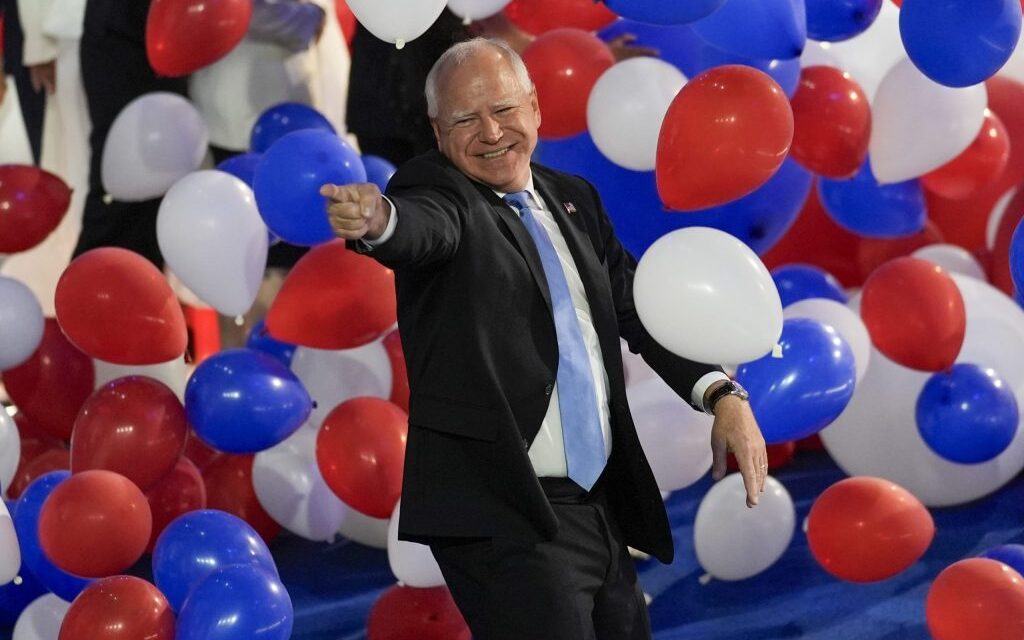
[789,66,871,179]
[855,220,945,281]
[55,248,188,365]
[38,469,152,577]
[202,454,280,544]
[6,440,69,499]
[0,165,71,253]
[927,558,1024,640]
[860,257,966,371]
[317,397,408,519]
[762,185,863,287]
[521,28,615,139]
[384,329,410,413]
[145,457,206,553]
[988,182,1024,295]
[2,318,95,440]
[59,575,175,640]
[71,376,188,491]
[503,0,618,34]
[146,0,251,77]
[266,240,397,350]
[367,585,471,640]
[335,0,357,44]
[807,477,934,583]
[183,428,222,471]
[657,65,794,211]
[922,110,1010,200]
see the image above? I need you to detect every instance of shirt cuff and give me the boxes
[691,371,731,414]
[362,196,398,249]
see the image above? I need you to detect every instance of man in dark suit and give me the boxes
[324,38,768,640]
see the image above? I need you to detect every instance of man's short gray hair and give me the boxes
[425,38,534,120]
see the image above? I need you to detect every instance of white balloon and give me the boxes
[870,58,987,184]
[0,410,20,499]
[634,227,783,365]
[997,30,1024,84]
[812,1,904,101]
[387,500,445,588]
[912,244,987,280]
[587,58,686,171]
[347,0,447,49]
[253,427,346,542]
[446,0,511,22]
[101,92,209,202]
[0,498,19,584]
[693,473,795,581]
[337,502,389,549]
[627,377,713,492]
[94,357,188,401]
[800,42,841,69]
[783,298,871,384]
[12,594,70,640]
[0,277,44,370]
[821,275,1024,506]
[291,341,392,428]
[157,171,268,316]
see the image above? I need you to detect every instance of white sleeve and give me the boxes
[691,371,731,414]
[17,0,59,65]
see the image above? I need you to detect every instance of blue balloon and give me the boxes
[819,158,926,238]
[216,153,261,189]
[245,318,296,367]
[805,0,883,42]
[177,565,293,640]
[736,318,857,443]
[362,154,398,191]
[185,348,312,453]
[598,20,800,97]
[153,509,279,612]
[771,264,848,307]
[691,0,806,61]
[916,363,1019,464]
[1010,218,1024,296]
[604,0,727,25]
[0,561,46,626]
[535,133,811,257]
[13,471,94,601]
[980,544,1024,577]
[250,102,336,153]
[253,129,367,246]
[900,0,1022,88]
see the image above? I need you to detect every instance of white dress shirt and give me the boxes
[368,174,728,478]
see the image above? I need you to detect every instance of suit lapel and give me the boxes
[480,187,553,314]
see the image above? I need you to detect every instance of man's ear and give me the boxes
[430,119,442,150]
[530,88,541,128]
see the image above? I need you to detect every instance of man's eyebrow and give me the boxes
[449,111,476,121]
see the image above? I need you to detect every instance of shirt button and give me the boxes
[544,383,554,396]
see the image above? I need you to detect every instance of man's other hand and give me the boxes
[28,61,56,95]
[709,395,768,508]
[322,183,390,241]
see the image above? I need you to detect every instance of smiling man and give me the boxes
[322,38,767,640]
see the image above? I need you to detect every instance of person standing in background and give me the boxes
[74,0,188,269]
[1,0,47,165]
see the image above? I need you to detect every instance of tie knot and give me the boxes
[503,191,533,213]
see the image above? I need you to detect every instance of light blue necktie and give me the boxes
[503,191,605,490]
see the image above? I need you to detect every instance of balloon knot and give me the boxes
[395,39,406,50]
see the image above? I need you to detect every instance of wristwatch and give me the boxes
[705,380,749,416]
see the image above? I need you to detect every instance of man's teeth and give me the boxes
[482,147,510,159]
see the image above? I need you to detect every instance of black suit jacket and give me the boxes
[362,150,721,563]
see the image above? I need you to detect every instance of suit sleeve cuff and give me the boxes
[361,196,398,249]
[691,371,731,413]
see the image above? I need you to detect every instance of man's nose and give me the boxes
[479,117,502,144]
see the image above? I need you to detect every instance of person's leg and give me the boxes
[592,493,653,640]
[12,69,45,165]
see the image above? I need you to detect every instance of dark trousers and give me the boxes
[430,478,652,640]
[11,69,45,165]
[74,29,187,269]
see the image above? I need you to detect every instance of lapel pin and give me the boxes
[563,202,576,215]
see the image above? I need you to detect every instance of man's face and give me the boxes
[431,50,541,193]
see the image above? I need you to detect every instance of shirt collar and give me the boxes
[494,174,542,210]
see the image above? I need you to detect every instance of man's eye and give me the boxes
[454,119,474,127]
